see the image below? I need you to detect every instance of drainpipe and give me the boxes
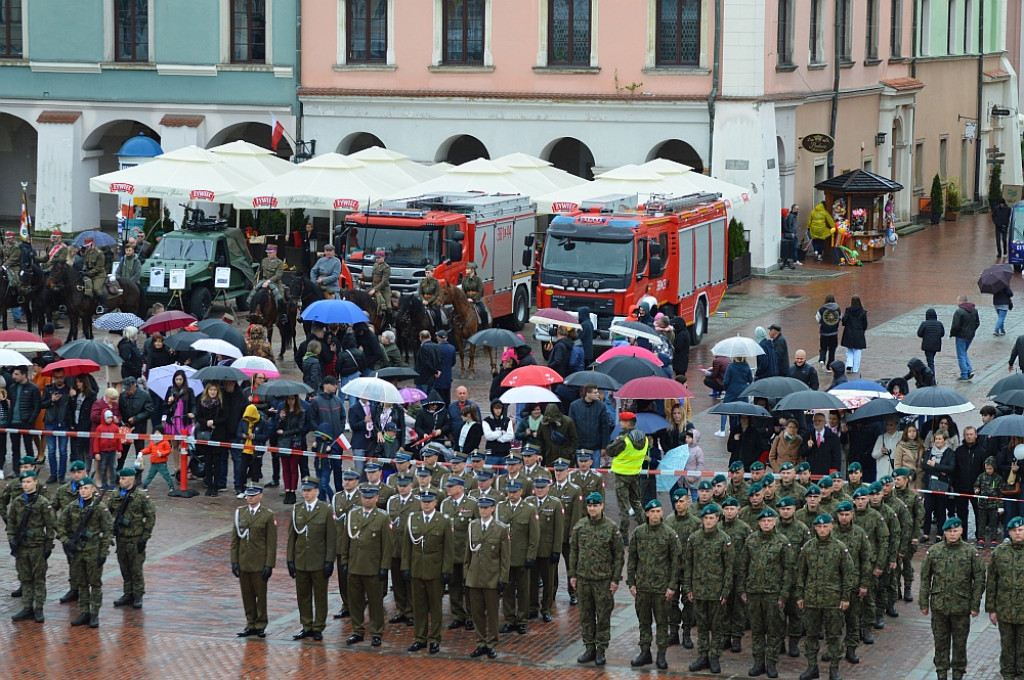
[827,0,841,178]
[707,0,722,173]
[910,0,918,78]
[973,0,985,204]
[294,0,303,145]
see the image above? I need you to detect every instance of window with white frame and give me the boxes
[890,0,902,57]
[0,0,23,58]
[809,0,824,63]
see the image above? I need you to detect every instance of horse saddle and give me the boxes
[472,300,489,326]
[105,280,123,296]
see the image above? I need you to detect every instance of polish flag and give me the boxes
[334,433,351,451]
[270,114,285,151]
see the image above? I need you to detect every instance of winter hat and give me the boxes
[104,409,114,421]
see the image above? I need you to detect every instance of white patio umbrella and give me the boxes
[231,355,280,378]
[384,158,553,200]
[89,145,257,203]
[348,146,445,191]
[342,376,403,404]
[493,152,590,192]
[207,140,295,183]
[533,164,682,214]
[0,348,31,366]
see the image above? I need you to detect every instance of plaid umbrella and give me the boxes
[93,312,145,332]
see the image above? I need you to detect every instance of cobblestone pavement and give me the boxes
[0,214,1013,677]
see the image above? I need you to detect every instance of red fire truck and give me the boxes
[341,193,536,329]
[536,192,728,344]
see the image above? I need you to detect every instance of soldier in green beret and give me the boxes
[740,507,795,679]
[7,471,56,624]
[879,475,912,613]
[739,482,767,525]
[721,497,751,653]
[834,500,873,664]
[776,495,811,657]
[867,480,901,624]
[685,503,733,675]
[727,461,750,507]
[794,485,824,527]
[231,487,277,638]
[852,484,889,642]
[1,457,42,530]
[761,473,779,507]
[845,462,866,499]
[340,486,393,647]
[627,498,682,670]
[570,492,624,666]
[52,459,88,604]
[108,468,156,609]
[59,476,113,628]
[797,461,813,487]
[465,495,509,659]
[749,461,768,485]
[778,462,807,509]
[666,487,699,649]
[286,476,337,641]
[711,474,729,506]
[893,467,924,601]
[920,517,985,680]
[817,476,839,517]
[694,479,717,519]
[986,515,1024,680]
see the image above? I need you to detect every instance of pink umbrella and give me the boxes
[230,355,281,379]
[528,308,583,330]
[595,345,661,364]
[616,376,694,400]
[399,387,428,404]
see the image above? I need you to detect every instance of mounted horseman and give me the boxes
[247,244,288,327]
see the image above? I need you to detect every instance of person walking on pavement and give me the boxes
[286,476,337,642]
[986,514,1024,680]
[684,503,734,675]
[950,295,981,381]
[781,207,799,269]
[740,507,795,679]
[807,203,835,261]
[340,485,393,648]
[7,471,56,624]
[402,490,454,654]
[231,486,277,639]
[769,324,790,373]
[993,282,1014,337]
[994,198,1012,259]
[107,468,156,610]
[917,309,946,376]
[920,516,986,680]
[60,475,113,629]
[627,498,683,670]
[816,294,842,369]
[841,296,868,374]
[465,495,510,659]
[569,492,624,667]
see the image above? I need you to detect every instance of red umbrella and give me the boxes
[0,329,48,353]
[40,358,101,377]
[616,376,694,400]
[595,345,661,364]
[500,365,564,387]
[139,310,197,334]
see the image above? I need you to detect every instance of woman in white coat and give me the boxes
[871,415,902,481]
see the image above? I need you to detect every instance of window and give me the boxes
[890,0,902,56]
[442,0,484,65]
[231,0,265,63]
[865,0,878,59]
[657,0,701,66]
[115,0,149,61]
[347,0,388,63]
[777,0,794,65]
[919,0,932,55]
[548,0,591,66]
[914,141,924,189]
[0,0,22,58]
[939,137,948,179]
[963,0,972,52]
[809,0,824,63]
[837,0,852,61]
[946,0,956,53]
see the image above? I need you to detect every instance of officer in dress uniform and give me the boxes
[470,469,502,503]
[331,469,361,620]
[286,476,337,641]
[249,244,287,324]
[460,262,489,325]
[37,230,67,272]
[231,486,277,638]
[418,265,443,327]
[402,490,454,654]
[571,451,605,501]
[369,249,392,320]
[440,476,479,630]
[529,476,564,622]
[465,495,509,659]
[498,481,540,634]
[340,485,393,647]
[386,474,417,625]
[552,458,583,605]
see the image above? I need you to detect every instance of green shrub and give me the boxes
[930,174,944,217]
[728,217,748,258]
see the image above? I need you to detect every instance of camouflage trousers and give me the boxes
[843,589,864,647]
[635,590,672,649]
[930,611,970,674]
[804,606,843,671]
[668,588,696,631]
[860,573,879,629]
[998,621,1024,679]
[726,584,748,638]
[70,554,104,615]
[878,564,895,611]
[115,538,146,597]
[614,474,643,536]
[784,594,805,641]
[14,548,48,610]
[747,592,784,664]
[577,578,614,651]
[899,551,916,597]
[694,598,728,659]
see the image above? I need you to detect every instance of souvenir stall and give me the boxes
[814,170,904,264]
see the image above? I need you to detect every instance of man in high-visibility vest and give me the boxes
[606,411,649,542]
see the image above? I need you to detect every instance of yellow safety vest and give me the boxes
[610,434,649,476]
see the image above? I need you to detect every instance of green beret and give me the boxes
[722,497,739,508]
[698,480,713,490]
[118,468,136,477]
[155,230,165,238]
[836,501,854,512]
[747,482,764,495]
[18,470,36,479]
[847,462,862,472]
[880,475,894,485]
[750,461,765,471]
[804,485,821,497]
[779,462,795,471]
[868,481,884,494]
[671,488,689,501]
[817,476,833,488]
[645,499,663,511]
[763,473,775,486]
[729,461,745,472]
[712,474,727,485]
[852,487,869,498]
[830,471,843,480]
[700,503,720,517]
[796,462,811,472]
[69,461,87,472]
[893,467,912,477]
[812,513,833,526]
[757,508,778,519]
[1008,516,1024,530]
[18,456,35,466]
[942,517,962,531]
[585,492,603,504]
[776,496,795,508]
[79,476,95,487]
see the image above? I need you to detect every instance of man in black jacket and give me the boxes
[547,327,573,378]
[220,380,247,492]
[41,367,72,483]
[916,308,945,375]
[769,324,789,372]
[950,295,980,381]
[670,317,691,377]
[801,412,841,475]
[415,330,442,394]
[117,376,154,469]
[788,350,819,390]
[951,427,986,530]
[1009,333,1024,372]
[8,367,39,463]
[353,323,382,376]
[567,385,613,466]
[993,198,1011,258]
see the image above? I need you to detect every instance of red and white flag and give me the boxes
[270,114,285,151]
[19,186,31,240]
[334,433,351,451]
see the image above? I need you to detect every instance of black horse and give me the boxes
[289,275,324,337]
[18,263,49,336]
[0,271,22,331]
[249,286,297,361]
[338,287,390,331]
[395,293,437,362]
[45,259,98,341]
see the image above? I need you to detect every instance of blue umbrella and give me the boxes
[612,412,671,438]
[73,230,117,248]
[300,299,370,325]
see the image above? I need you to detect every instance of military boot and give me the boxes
[59,589,78,603]
[113,593,133,607]
[934,673,947,680]
[799,664,820,680]
[951,673,963,680]
[821,650,831,662]
[874,614,885,629]
[10,606,33,621]
[70,612,90,626]
[10,586,22,597]
[33,608,44,623]
[904,585,914,603]
[681,628,694,649]
[630,648,652,667]
[656,649,668,670]
[709,657,722,674]
[133,596,143,609]
[766,661,779,678]
[689,656,711,672]
[828,668,842,680]
[576,646,596,664]
[89,613,99,628]
[731,635,742,653]
[748,660,767,676]
[595,648,606,666]
[845,646,859,663]
[861,627,875,644]
[885,603,899,617]
[788,638,801,657]
[667,628,680,646]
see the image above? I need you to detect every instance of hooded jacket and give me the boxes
[903,358,935,388]
[828,360,848,389]
[807,203,836,240]
[950,302,981,340]
[577,306,594,366]
[670,316,691,375]
[414,390,451,441]
[236,404,270,456]
[307,387,346,438]
[917,308,945,352]
[568,393,614,451]
[816,301,842,337]
[537,403,579,465]
[482,400,515,458]
[840,305,868,350]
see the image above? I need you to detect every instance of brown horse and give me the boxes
[438,284,492,379]
[45,259,97,341]
[338,287,392,332]
[247,287,296,360]
[106,279,143,316]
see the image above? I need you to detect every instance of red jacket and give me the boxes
[90,399,120,428]
[142,440,171,465]
[92,421,122,455]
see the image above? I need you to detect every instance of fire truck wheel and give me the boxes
[511,286,529,331]
[689,299,707,345]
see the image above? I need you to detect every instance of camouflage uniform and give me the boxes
[738,501,768,526]
[779,481,807,508]
[666,511,700,641]
[59,495,114,619]
[919,539,985,679]
[740,527,795,669]
[106,485,157,605]
[881,493,912,608]
[684,526,734,662]
[627,521,682,652]
[777,516,812,650]
[834,520,874,650]
[853,505,889,632]
[986,537,1024,679]
[51,478,83,596]
[6,490,56,614]
[795,532,855,676]
[721,516,752,647]
[894,484,925,596]
[727,480,750,507]
[568,512,624,655]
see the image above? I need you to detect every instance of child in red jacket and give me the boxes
[140,429,174,492]
[93,409,121,490]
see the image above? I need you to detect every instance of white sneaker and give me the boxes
[236,492,245,499]
[714,430,727,438]
[795,260,803,266]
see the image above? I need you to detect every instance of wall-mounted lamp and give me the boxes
[874,132,887,146]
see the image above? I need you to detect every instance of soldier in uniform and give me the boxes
[893,467,925,601]
[386,453,415,489]
[363,462,395,508]
[52,459,88,603]
[497,481,539,634]
[386,474,417,625]
[2,230,20,289]
[60,475,113,628]
[775,496,811,658]
[852,485,890,638]
[529,476,564,622]
[465,495,509,659]
[666,487,700,649]
[986,514,1024,680]
[720,497,751,653]
[447,454,477,492]
[920,517,985,680]
[739,482,768,525]
[552,458,583,604]
[414,466,439,498]
[37,230,67,272]
[421,444,449,488]
[248,244,286,322]
[796,514,855,680]
[7,470,56,623]
[107,468,156,609]
[879,475,912,613]
[817,476,840,517]
[628,498,682,670]
[286,476,337,641]
[711,474,730,505]
[231,486,277,638]
[470,469,502,504]
[740,507,795,679]
[497,455,533,498]
[727,461,750,506]
[368,249,392,320]
[569,492,624,666]
[418,264,443,327]
[571,451,604,500]
[81,237,108,307]
[331,469,361,620]
[685,503,734,674]
[460,261,489,325]
[1,457,42,528]
[778,462,807,506]
[797,461,813,487]
[340,485,393,647]
[845,462,867,498]
[522,445,552,483]
[440,476,479,630]
[401,490,454,654]
[795,485,825,527]
[834,500,874,664]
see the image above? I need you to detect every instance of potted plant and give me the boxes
[929,174,944,225]
[989,163,1004,210]
[944,181,961,221]
[727,217,751,284]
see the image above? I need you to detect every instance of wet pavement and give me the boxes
[0,213,1012,678]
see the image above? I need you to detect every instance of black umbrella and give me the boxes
[979,414,1024,438]
[374,367,419,382]
[978,264,1014,294]
[708,402,772,418]
[57,339,123,366]
[740,376,810,400]
[255,380,313,398]
[467,328,527,348]
[993,389,1024,409]
[196,319,248,356]
[164,331,210,352]
[594,355,662,384]
[563,370,622,391]
[896,386,974,416]
[845,397,899,423]
[989,373,1024,397]
[193,365,248,383]
[773,391,847,412]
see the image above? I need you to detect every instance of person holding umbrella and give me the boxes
[715,358,753,438]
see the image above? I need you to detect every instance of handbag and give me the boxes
[927,478,950,493]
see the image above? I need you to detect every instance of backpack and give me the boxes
[569,344,586,373]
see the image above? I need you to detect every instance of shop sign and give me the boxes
[801,134,835,154]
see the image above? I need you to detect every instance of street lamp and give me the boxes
[293,139,316,163]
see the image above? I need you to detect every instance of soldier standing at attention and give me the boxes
[739,507,794,679]
[386,474,417,625]
[529,476,564,623]
[920,517,985,680]
[286,476,337,642]
[7,470,56,624]
[720,497,751,654]
[571,452,605,500]
[795,514,854,680]
[249,244,287,323]
[60,476,113,628]
[108,468,156,609]
[401,490,454,654]
[685,503,734,675]
[727,460,751,506]
[231,486,277,639]
[340,485,392,647]
[52,459,88,604]
[368,249,392,320]
[440,476,479,631]
[569,492,624,667]
[879,475,912,614]
[497,481,539,634]
[3,457,44,599]
[627,498,682,670]
[893,467,924,602]
[465,495,509,659]
[834,500,874,665]
[331,469,361,620]
[776,496,811,657]
[552,458,583,606]
[607,411,648,540]
[851,485,889,641]
[666,487,700,649]
[867,480,902,622]
[987,515,1024,680]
